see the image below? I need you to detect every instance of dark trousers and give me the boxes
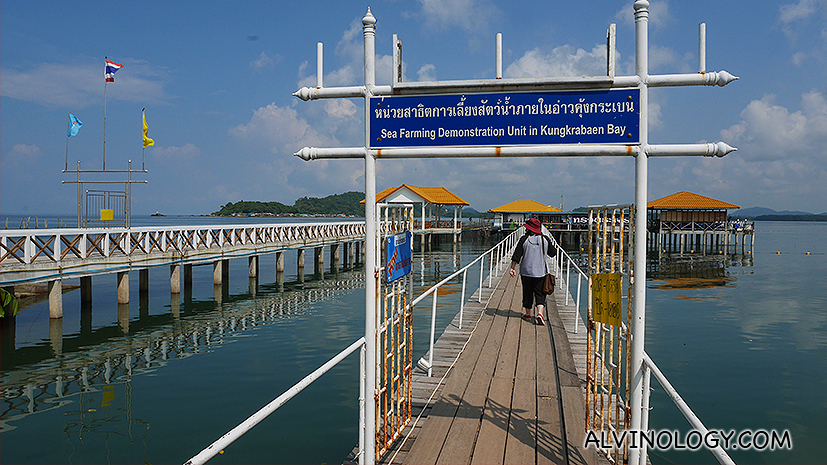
[520,275,546,309]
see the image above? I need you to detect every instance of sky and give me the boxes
[2,0,827,216]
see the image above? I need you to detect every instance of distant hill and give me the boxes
[214,191,365,217]
[732,207,814,217]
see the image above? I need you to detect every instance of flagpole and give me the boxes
[66,113,70,171]
[103,57,108,171]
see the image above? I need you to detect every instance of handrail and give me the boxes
[412,228,522,376]
[642,352,736,465]
[184,337,366,465]
[543,230,587,333]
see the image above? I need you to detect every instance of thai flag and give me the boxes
[105,59,124,82]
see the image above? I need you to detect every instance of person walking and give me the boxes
[509,217,554,325]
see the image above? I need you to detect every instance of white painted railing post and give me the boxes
[565,257,571,305]
[459,269,467,330]
[479,255,484,302]
[428,292,437,377]
[361,9,378,465]
[629,2,650,464]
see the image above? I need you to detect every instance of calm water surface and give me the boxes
[1,218,825,464]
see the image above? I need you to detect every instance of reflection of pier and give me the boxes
[0,271,365,432]
[647,253,753,290]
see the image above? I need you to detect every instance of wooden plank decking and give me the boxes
[378,258,598,465]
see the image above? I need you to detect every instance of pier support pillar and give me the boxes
[331,243,340,272]
[170,265,181,294]
[81,276,93,304]
[117,272,130,304]
[48,280,63,319]
[276,251,285,272]
[360,240,365,263]
[213,260,223,285]
[171,294,181,319]
[248,256,258,278]
[314,246,324,275]
[298,248,306,271]
[348,242,355,267]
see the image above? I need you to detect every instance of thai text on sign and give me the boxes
[592,272,622,327]
[370,89,640,148]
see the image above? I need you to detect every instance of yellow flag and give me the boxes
[142,111,155,148]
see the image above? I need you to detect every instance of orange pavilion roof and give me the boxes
[647,191,739,210]
[370,184,470,206]
[488,200,563,213]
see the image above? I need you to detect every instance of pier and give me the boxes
[0,222,365,319]
[374,249,595,464]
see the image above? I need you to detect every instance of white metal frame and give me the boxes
[293,2,737,464]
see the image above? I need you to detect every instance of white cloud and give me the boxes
[505,44,610,78]
[417,64,437,81]
[3,144,42,168]
[230,103,335,154]
[417,0,499,34]
[324,99,358,119]
[1,59,169,108]
[250,51,281,72]
[779,0,819,24]
[151,143,201,161]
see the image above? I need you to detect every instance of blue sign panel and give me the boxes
[386,232,412,282]
[370,89,639,147]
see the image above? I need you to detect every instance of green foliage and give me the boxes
[0,288,19,318]
[214,192,365,217]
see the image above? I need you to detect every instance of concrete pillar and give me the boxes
[222,259,229,282]
[297,249,306,271]
[276,251,285,272]
[331,243,340,273]
[314,246,324,274]
[80,299,92,335]
[276,271,285,292]
[81,276,93,303]
[117,271,130,304]
[249,277,257,297]
[170,264,181,294]
[48,279,63,319]
[213,260,223,285]
[49,318,63,355]
[348,242,355,267]
[248,256,258,278]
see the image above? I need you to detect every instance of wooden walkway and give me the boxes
[378,258,598,465]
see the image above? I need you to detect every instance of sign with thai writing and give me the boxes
[386,232,412,282]
[370,89,639,148]
[592,272,622,327]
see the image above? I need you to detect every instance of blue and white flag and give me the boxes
[68,113,83,137]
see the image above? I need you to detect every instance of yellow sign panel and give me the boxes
[592,272,622,327]
[100,209,114,221]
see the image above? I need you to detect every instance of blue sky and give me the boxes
[2,0,826,216]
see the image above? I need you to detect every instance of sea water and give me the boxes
[1,219,825,464]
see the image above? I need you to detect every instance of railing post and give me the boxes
[359,342,366,465]
[565,257,571,305]
[575,273,582,333]
[459,269,467,330]
[428,292,437,377]
[479,255,484,302]
[640,363,652,465]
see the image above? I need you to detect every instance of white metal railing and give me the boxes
[413,228,522,377]
[543,229,587,333]
[642,352,736,465]
[184,337,367,465]
[0,221,365,266]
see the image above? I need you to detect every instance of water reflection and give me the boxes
[0,270,365,433]
[648,253,753,293]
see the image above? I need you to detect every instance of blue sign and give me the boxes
[370,89,639,148]
[386,232,412,282]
